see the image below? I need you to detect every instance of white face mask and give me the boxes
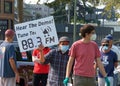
[90,34,97,40]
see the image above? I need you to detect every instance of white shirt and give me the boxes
[111,45,120,61]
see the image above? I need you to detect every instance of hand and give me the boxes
[38,44,44,51]
[15,72,20,83]
[63,78,69,86]
[105,77,110,86]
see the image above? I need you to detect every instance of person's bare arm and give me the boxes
[96,57,107,77]
[9,58,20,83]
[66,56,75,78]
[114,62,118,68]
[39,50,45,63]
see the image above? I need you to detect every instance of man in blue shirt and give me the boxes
[0,29,20,86]
[105,34,120,86]
[98,38,118,86]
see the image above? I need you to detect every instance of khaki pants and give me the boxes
[0,77,16,86]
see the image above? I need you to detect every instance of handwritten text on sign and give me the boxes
[14,16,58,52]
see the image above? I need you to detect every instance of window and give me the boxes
[0,19,8,29]
[0,19,8,39]
[4,1,12,13]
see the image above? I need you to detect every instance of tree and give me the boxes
[74,0,95,23]
[41,0,120,23]
[44,0,71,23]
[87,0,99,6]
[17,0,23,23]
[100,0,120,21]
[44,0,95,23]
[83,0,120,21]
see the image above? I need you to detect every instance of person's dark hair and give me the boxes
[80,24,95,37]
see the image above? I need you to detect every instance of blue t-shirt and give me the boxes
[98,50,118,78]
[0,41,16,78]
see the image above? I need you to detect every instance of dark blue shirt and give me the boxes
[98,50,118,78]
[0,41,16,78]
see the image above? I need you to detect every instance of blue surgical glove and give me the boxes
[63,77,69,86]
[105,77,110,86]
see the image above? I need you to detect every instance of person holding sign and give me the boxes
[0,29,20,86]
[32,46,50,86]
[39,36,70,86]
[63,24,110,86]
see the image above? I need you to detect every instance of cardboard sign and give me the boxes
[14,16,58,52]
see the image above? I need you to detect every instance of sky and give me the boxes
[24,0,55,4]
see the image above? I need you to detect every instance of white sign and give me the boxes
[14,16,58,52]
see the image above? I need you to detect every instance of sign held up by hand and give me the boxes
[14,16,58,52]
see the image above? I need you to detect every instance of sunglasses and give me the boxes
[102,44,109,46]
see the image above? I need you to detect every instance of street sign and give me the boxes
[14,16,58,52]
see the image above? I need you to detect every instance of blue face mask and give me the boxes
[61,45,69,53]
[102,46,109,51]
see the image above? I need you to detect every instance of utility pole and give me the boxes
[73,0,77,42]
[17,0,23,23]
[65,3,70,24]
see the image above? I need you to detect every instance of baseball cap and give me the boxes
[101,38,109,43]
[105,34,113,40]
[5,29,15,37]
[59,36,69,42]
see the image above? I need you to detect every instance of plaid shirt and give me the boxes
[44,48,69,86]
